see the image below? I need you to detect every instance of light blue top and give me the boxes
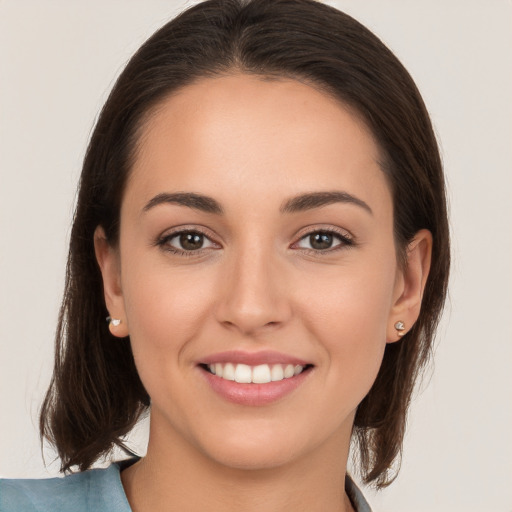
[0,462,132,512]
[0,459,372,512]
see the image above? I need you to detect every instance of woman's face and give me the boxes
[98,74,419,470]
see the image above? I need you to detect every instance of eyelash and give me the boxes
[156,227,217,257]
[156,227,354,257]
[292,228,354,255]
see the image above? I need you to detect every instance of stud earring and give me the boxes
[394,320,406,337]
[106,316,121,327]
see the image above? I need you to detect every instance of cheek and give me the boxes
[298,256,397,395]
[302,258,395,333]
[120,256,217,372]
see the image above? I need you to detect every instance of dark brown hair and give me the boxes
[40,0,450,488]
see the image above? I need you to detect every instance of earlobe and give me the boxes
[94,226,129,337]
[387,229,432,343]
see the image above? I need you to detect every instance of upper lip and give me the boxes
[199,350,312,366]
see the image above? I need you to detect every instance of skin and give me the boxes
[95,74,432,512]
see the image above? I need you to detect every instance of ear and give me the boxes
[387,229,432,343]
[94,226,129,338]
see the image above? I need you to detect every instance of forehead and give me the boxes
[126,73,391,216]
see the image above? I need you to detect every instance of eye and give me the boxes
[159,230,217,253]
[295,230,352,251]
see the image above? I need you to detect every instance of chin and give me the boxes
[206,441,300,472]
[194,417,335,473]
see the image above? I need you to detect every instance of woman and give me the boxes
[0,0,449,510]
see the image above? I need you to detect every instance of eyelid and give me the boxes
[155,225,221,255]
[290,225,355,252]
[154,224,354,256]
[293,224,354,241]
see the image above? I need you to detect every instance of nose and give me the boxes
[215,242,292,336]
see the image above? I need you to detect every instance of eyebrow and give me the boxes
[280,191,373,215]
[142,190,372,216]
[143,192,223,214]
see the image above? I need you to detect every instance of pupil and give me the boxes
[180,233,203,250]
[310,232,332,250]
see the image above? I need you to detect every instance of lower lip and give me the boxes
[199,366,312,406]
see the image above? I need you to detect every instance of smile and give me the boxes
[198,350,314,405]
[205,363,307,383]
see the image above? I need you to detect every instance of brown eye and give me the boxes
[162,230,216,252]
[179,232,204,250]
[309,232,334,250]
[296,230,351,252]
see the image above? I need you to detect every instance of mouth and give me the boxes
[199,362,314,384]
[197,350,314,405]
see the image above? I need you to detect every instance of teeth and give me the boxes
[223,362,235,381]
[271,364,284,381]
[252,364,271,384]
[234,364,252,383]
[284,364,295,378]
[206,363,306,383]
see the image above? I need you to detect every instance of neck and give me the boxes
[122,417,355,512]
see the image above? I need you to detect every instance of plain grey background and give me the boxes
[1,1,511,511]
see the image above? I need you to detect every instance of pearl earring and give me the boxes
[394,320,406,337]
[106,316,121,327]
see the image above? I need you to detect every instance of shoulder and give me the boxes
[0,463,132,512]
